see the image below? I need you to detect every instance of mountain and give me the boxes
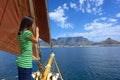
[53,36,93,46]
[94,38,120,46]
[39,37,120,47]
[39,36,93,47]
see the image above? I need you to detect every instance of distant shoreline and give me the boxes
[39,45,120,48]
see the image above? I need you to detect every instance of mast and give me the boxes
[28,0,39,60]
[41,53,55,80]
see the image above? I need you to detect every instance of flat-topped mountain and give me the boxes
[52,36,93,46]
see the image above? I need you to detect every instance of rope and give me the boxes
[53,57,64,80]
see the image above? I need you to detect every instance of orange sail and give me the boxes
[0,0,50,57]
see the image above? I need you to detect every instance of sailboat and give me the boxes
[0,0,63,80]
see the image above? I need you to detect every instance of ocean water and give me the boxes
[0,47,120,80]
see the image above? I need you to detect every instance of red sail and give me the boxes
[0,0,50,55]
[33,0,51,44]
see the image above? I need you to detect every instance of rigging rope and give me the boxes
[53,57,64,80]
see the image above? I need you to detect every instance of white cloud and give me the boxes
[109,18,117,22]
[70,0,104,15]
[84,22,112,31]
[49,3,73,29]
[79,0,85,5]
[86,3,91,13]
[63,3,69,10]
[70,2,79,11]
[100,17,107,21]
[94,17,117,23]
[95,0,104,6]
[83,18,119,38]
[116,13,120,18]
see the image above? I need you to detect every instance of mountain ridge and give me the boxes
[39,37,120,47]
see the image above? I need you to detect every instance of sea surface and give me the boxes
[0,47,120,80]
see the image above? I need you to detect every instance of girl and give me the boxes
[17,16,39,80]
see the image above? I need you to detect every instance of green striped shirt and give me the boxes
[16,30,33,68]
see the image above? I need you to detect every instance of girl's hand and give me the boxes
[36,27,39,37]
[36,27,39,32]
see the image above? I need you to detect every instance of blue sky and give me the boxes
[47,0,120,42]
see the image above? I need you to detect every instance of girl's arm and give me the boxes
[29,27,39,43]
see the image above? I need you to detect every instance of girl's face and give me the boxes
[28,24,33,32]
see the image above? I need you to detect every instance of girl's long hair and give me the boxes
[18,16,33,35]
